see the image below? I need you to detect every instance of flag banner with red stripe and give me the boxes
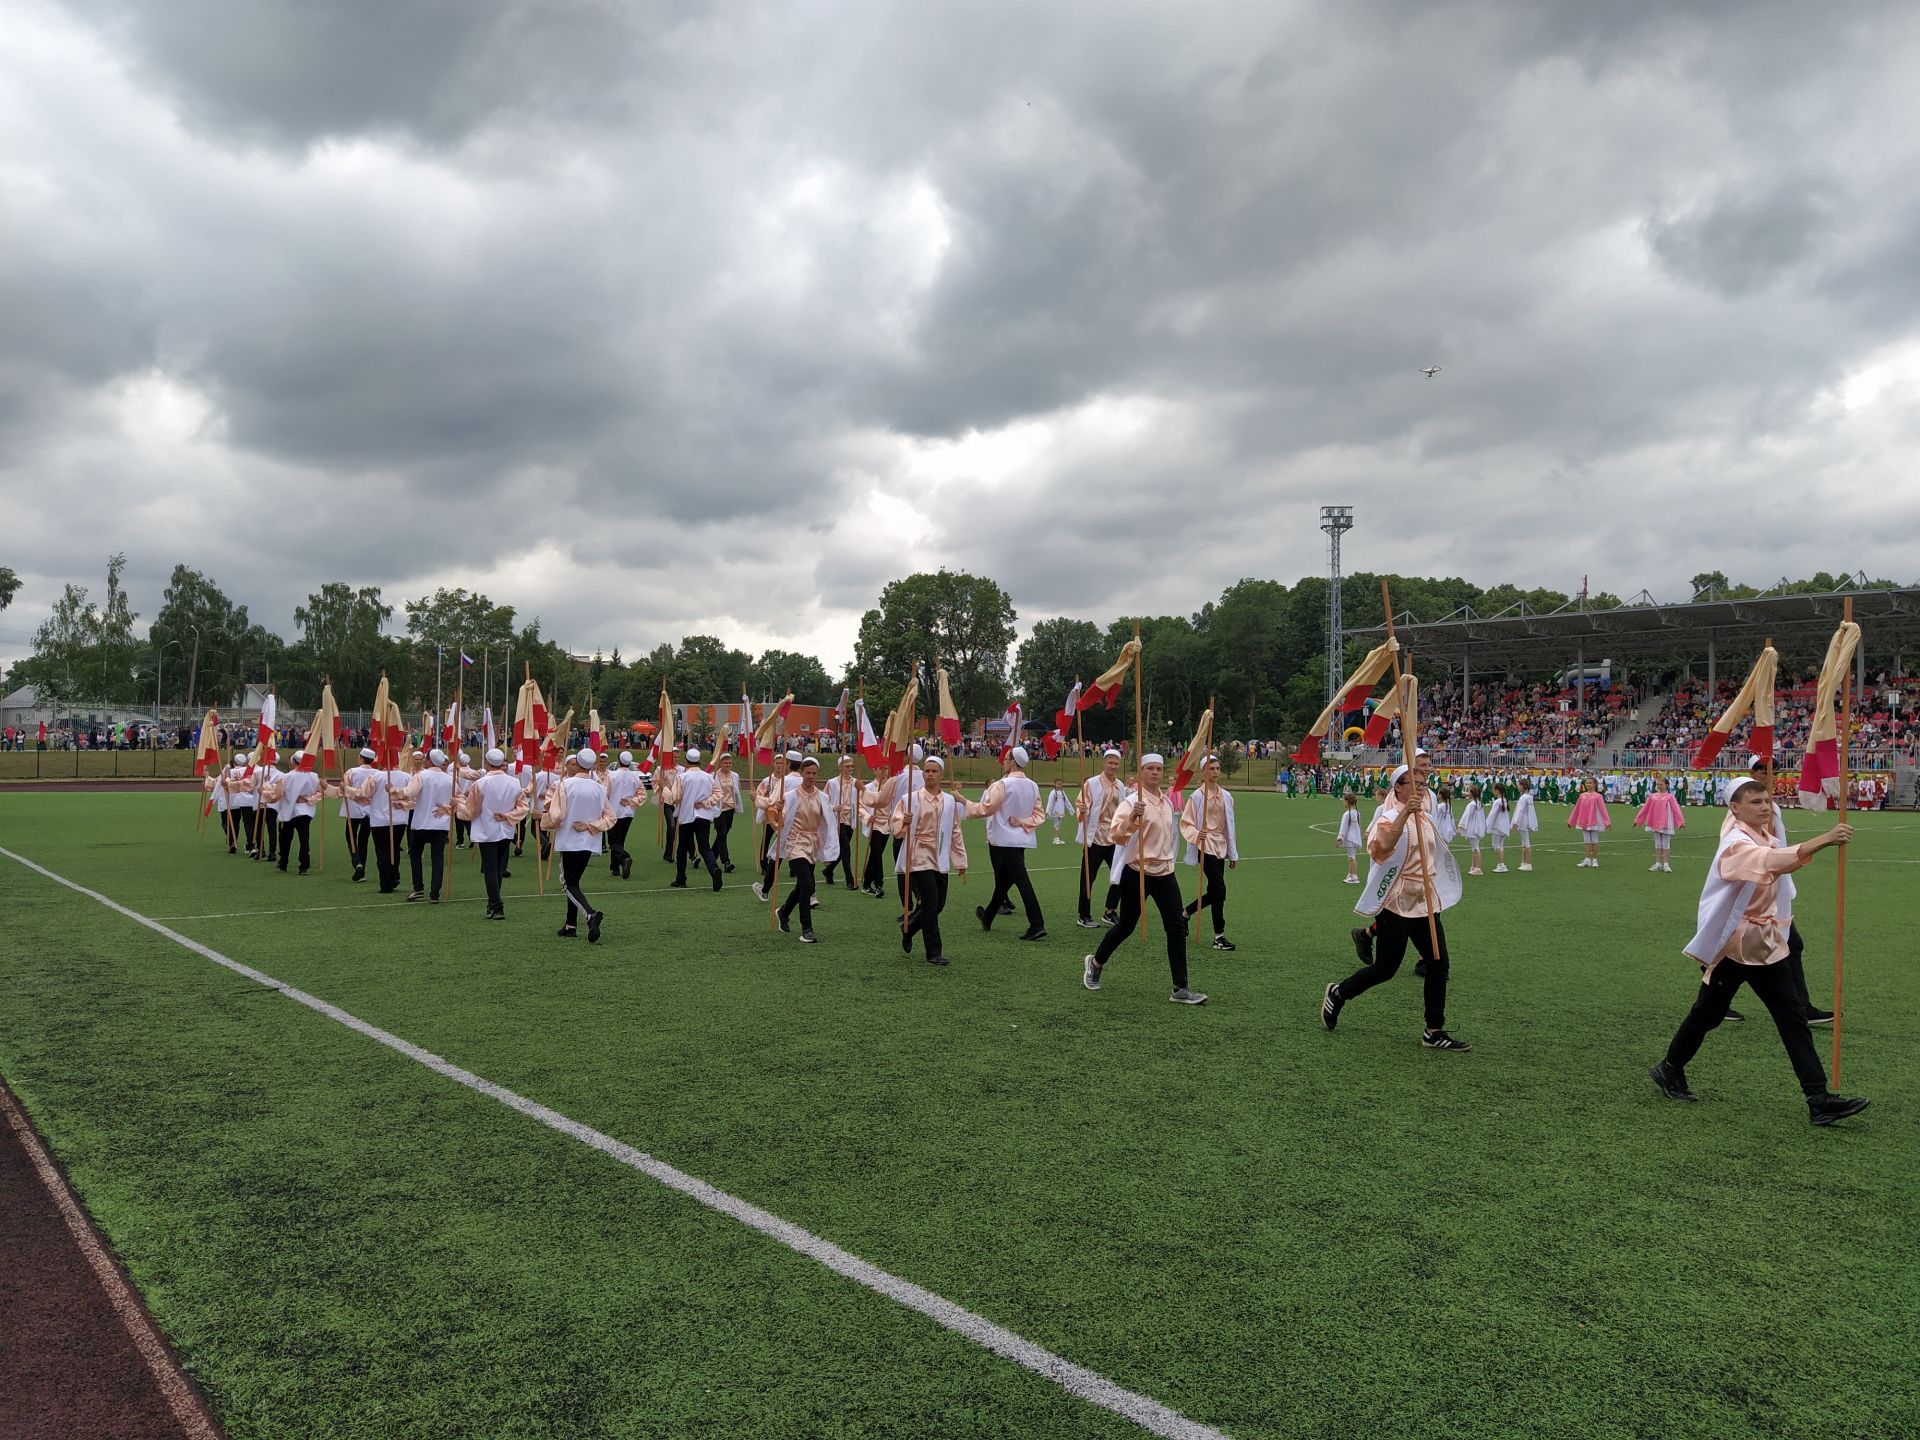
[1692,646,1778,768]
[1797,622,1862,810]
[936,666,962,746]
[1170,707,1213,798]
[1361,682,1403,748]
[855,698,883,770]
[755,693,794,765]
[1292,640,1399,762]
[1080,640,1141,709]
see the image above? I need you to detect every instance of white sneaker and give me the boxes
[1082,955,1101,991]
[751,881,766,900]
[1518,863,1532,872]
[1662,862,1673,872]
[1649,863,1661,872]
[1592,860,1600,868]
[1169,987,1208,1005]
[1469,867,1483,876]
[1052,838,1064,845]
[1493,864,1508,873]
[1343,875,1360,884]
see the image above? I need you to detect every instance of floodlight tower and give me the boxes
[1321,505,1354,704]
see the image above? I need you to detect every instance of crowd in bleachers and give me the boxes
[1385,681,1630,760]
[1627,670,1920,763]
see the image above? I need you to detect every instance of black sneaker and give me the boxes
[668,879,688,889]
[1350,927,1372,965]
[925,953,948,966]
[587,913,603,944]
[1321,982,1344,1031]
[1211,936,1236,951]
[900,922,913,954]
[799,929,817,944]
[711,871,723,892]
[1647,1061,1698,1102]
[1075,916,1099,929]
[998,902,1015,916]
[778,911,790,933]
[1724,1008,1747,1022]
[723,862,736,873]
[1805,1008,1835,1026]
[975,905,992,931]
[622,854,633,880]
[486,909,504,921]
[1808,1093,1870,1125]
[1422,1029,1471,1051]
[1100,910,1118,927]
[407,891,426,903]
[556,925,577,939]
[1413,960,1428,977]
[1019,928,1047,942]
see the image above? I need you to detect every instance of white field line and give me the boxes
[0,1085,223,1440]
[0,844,1232,1440]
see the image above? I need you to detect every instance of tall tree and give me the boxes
[750,648,832,703]
[0,566,19,614]
[403,587,519,653]
[293,582,393,712]
[1011,617,1106,728]
[850,570,1016,725]
[17,555,143,709]
[150,564,253,708]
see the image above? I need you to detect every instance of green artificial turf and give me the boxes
[1,793,1915,1439]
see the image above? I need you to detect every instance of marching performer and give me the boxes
[763,755,833,942]
[891,754,968,966]
[657,750,682,863]
[339,746,378,880]
[859,771,889,896]
[543,748,615,941]
[1487,787,1512,873]
[1080,755,1208,1005]
[710,752,741,872]
[1459,784,1487,875]
[971,745,1047,940]
[204,759,232,851]
[1738,756,1833,1025]
[606,751,645,877]
[457,748,529,920]
[863,747,924,901]
[452,751,475,849]
[267,755,320,873]
[671,747,724,891]
[1073,748,1127,929]
[398,749,455,903]
[821,755,861,891]
[259,754,292,867]
[222,751,259,857]
[1569,778,1611,867]
[1321,763,1471,1050]
[1511,778,1538,871]
[1180,754,1239,950]
[1648,773,1864,1123]
[751,750,793,899]
[1045,780,1071,844]
[1633,776,1685,872]
[1335,792,1364,884]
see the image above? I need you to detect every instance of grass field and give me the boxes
[1,791,1915,1439]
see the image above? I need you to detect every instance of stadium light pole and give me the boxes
[1320,505,1354,705]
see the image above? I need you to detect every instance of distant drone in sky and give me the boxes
[1421,365,1442,379]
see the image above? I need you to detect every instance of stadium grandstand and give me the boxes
[1343,579,1920,803]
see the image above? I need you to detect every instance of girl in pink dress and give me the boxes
[1632,776,1685,872]
[1567,778,1611,868]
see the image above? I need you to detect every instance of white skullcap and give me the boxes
[1141,752,1164,766]
[484,748,506,767]
[457,751,470,764]
[1202,753,1219,766]
[686,746,701,763]
[1102,748,1122,759]
[1727,774,1767,802]
[577,747,597,767]
[924,755,945,770]
[1388,764,1411,787]
[429,748,448,766]
[785,749,803,763]
[360,747,377,760]
[1010,745,1029,767]
[800,754,819,767]
[1747,754,1768,770]
[237,751,251,764]
[619,750,634,765]
[910,743,925,761]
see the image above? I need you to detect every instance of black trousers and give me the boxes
[1665,956,1828,1097]
[231,806,259,854]
[349,816,369,870]
[454,817,470,847]
[823,825,856,885]
[714,811,735,865]
[1785,921,1823,1013]
[1078,842,1121,920]
[1092,866,1188,989]
[608,816,633,872]
[906,870,949,958]
[1185,854,1227,935]
[984,845,1043,930]
[560,849,599,927]
[373,824,405,891]
[862,830,889,889]
[409,828,448,898]
[778,858,816,928]
[660,803,676,859]
[261,810,279,861]
[675,819,720,883]
[277,815,311,872]
[1335,909,1450,1031]
[479,839,510,914]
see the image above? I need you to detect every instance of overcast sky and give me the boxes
[6,0,1920,677]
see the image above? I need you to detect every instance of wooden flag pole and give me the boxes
[445,664,461,903]
[1075,674,1092,914]
[853,679,865,888]
[903,661,918,938]
[1133,622,1146,937]
[1382,583,1444,961]
[1191,695,1213,944]
[1832,598,1854,1086]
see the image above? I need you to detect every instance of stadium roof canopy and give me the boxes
[1348,579,1920,672]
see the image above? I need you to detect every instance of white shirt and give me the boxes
[470,771,526,844]
[281,768,319,816]
[225,764,258,808]
[552,775,613,853]
[409,767,455,834]
[677,767,716,824]
[982,771,1041,849]
[367,769,411,827]
[607,766,644,814]
[341,764,375,820]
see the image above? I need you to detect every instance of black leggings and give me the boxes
[1078,841,1121,920]
[823,825,857,885]
[675,819,720,883]
[608,816,633,870]
[409,828,448,898]
[277,815,311,872]
[778,859,816,927]
[906,870,949,958]
[479,839,510,913]
[1336,909,1450,1031]
[1666,956,1828,1096]
[560,850,599,927]
[1184,854,1227,935]
[1092,866,1188,990]
[984,845,1042,930]
[714,811,735,865]
[862,830,889,889]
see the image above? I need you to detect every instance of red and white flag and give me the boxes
[301,684,341,773]
[936,666,963,746]
[995,702,1022,759]
[1170,707,1213,799]
[1692,646,1777,768]
[1361,681,1403,748]
[511,677,548,770]
[256,693,278,764]
[481,706,497,753]
[588,707,604,755]
[1079,641,1140,709]
[192,708,222,778]
[754,693,794,766]
[443,699,461,747]
[737,686,755,758]
[1797,622,1862,810]
[1292,640,1399,765]
[855,698,883,770]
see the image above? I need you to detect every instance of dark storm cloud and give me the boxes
[5,0,1920,681]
